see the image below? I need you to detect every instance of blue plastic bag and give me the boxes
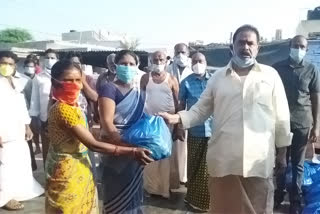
[300,161,320,214]
[121,114,172,161]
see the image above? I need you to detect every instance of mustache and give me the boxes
[239,52,252,57]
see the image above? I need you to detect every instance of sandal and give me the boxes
[3,199,24,210]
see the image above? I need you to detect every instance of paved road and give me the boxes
[0,153,289,214]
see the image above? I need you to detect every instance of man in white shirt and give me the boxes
[167,43,193,183]
[168,43,193,83]
[0,51,44,210]
[29,49,58,165]
[160,25,292,214]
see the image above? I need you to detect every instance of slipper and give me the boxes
[3,200,24,210]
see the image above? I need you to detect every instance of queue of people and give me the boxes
[0,24,319,214]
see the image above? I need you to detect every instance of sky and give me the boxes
[0,0,319,48]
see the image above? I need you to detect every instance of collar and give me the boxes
[288,57,305,68]
[196,71,211,80]
[13,71,21,79]
[225,61,261,76]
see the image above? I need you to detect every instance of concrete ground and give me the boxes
[0,153,289,214]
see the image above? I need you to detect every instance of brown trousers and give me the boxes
[209,175,274,214]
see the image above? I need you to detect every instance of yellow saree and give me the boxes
[46,102,98,214]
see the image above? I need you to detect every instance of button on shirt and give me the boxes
[178,62,292,178]
[29,70,52,122]
[179,72,213,137]
[273,59,320,129]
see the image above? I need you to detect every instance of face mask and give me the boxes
[0,64,14,77]
[192,63,206,75]
[116,65,137,84]
[174,54,189,67]
[289,48,306,64]
[45,58,57,70]
[151,64,166,73]
[52,81,81,105]
[232,55,255,69]
[25,67,35,76]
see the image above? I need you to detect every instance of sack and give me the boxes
[122,114,172,161]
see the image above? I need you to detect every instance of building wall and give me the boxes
[306,40,320,68]
[296,20,320,38]
[61,30,123,49]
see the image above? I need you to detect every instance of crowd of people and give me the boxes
[0,24,319,214]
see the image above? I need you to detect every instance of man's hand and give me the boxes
[309,126,319,144]
[81,73,87,84]
[0,136,3,148]
[275,147,287,176]
[175,127,185,141]
[158,112,181,125]
[25,125,33,141]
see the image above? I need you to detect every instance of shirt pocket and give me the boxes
[298,78,310,93]
[254,80,273,108]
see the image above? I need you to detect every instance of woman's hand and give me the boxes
[133,148,154,165]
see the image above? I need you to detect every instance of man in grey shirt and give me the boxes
[273,35,320,214]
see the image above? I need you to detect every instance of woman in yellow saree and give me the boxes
[45,60,153,214]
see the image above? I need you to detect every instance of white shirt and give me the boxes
[168,63,193,83]
[0,76,30,142]
[29,70,51,122]
[179,62,292,178]
[12,72,30,93]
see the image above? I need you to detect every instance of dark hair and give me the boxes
[233,24,260,44]
[0,51,18,63]
[64,51,83,64]
[51,60,82,86]
[26,54,39,65]
[44,48,59,59]
[114,50,139,65]
[24,58,36,66]
[289,35,307,46]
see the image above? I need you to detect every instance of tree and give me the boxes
[120,38,140,50]
[0,28,33,43]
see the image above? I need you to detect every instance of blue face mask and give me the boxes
[116,65,137,83]
[289,48,306,64]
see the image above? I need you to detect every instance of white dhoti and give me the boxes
[176,138,188,183]
[143,158,171,198]
[0,140,44,207]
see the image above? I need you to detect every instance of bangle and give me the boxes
[113,145,119,156]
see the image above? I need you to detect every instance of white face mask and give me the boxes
[44,58,57,70]
[151,64,166,73]
[232,55,255,69]
[289,48,306,64]
[174,53,189,67]
[192,63,206,75]
[25,67,35,75]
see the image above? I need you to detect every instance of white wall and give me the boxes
[296,20,320,37]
